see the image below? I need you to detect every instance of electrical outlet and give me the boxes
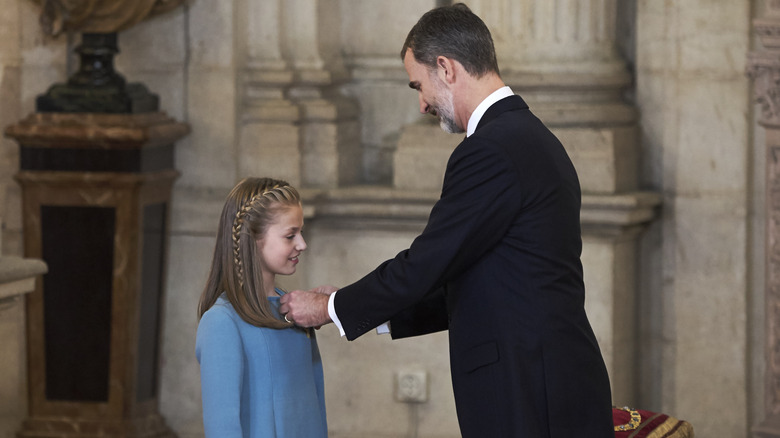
[396,369,428,403]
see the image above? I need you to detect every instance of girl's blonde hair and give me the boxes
[198,177,301,328]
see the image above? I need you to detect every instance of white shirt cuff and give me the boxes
[328,291,346,337]
[376,322,390,334]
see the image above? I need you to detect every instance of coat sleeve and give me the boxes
[195,308,245,438]
[389,285,449,339]
[335,138,523,340]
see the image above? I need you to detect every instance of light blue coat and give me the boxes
[196,293,327,437]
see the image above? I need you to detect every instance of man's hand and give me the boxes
[279,288,333,327]
[310,285,338,296]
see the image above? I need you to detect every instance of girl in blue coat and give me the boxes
[196,177,327,438]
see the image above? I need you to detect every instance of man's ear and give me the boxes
[436,56,457,85]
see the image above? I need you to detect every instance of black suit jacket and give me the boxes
[335,95,613,437]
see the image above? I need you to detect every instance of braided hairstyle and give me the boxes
[198,177,301,328]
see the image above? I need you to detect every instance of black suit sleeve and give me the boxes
[389,286,449,339]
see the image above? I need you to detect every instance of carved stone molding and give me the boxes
[302,186,660,237]
[749,15,780,127]
[750,11,780,433]
[756,140,780,438]
[748,52,780,127]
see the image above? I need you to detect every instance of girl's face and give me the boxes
[256,205,307,286]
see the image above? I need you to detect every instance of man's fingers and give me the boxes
[277,290,330,328]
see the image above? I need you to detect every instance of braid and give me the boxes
[231,185,280,288]
[231,202,250,288]
[199,177,302,328]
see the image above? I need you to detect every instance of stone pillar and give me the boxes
[0,256,46,437]
[0,182,47,438]
[637,1,750,434]
[340,0,434,184]
[282,0,361,188]
[749,3,780,436]
[237,0,301,185]
[393,0,657,406]
[481,0,627,94]
[0,3,48,435]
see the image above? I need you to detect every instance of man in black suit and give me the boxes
[280,3,614,437]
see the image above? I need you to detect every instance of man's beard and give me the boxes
[432,79,463,134]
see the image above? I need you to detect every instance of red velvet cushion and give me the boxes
[613,407,694,438]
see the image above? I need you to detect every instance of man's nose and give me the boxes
[418,94,428,114]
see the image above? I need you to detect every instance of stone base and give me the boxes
[36,83,159,114]
[17,413,176,438]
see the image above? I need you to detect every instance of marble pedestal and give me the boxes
[4,112,188,438]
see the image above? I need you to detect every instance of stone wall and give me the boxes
[636,2,753,437]
[0,0,762,437]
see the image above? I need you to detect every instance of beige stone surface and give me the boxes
[343,80,420,179]
[178,69,238,189]
[674,80,749,194]
[582,237,639,407]
[636,1,751,436]
[299,99,362,187]
[670,195,748,436]
[0,0,764,437]
[0,297,26,438]
[187,0,234,69]
[393,122,457,191]
[238,123,301,185]
[339,1,428,59]
[160,234,212,438]
[553,125,638,194]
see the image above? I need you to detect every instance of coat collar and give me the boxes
[475,94,529,133]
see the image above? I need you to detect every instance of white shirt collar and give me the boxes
[466,86,515,137]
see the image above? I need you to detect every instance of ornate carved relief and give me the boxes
[749,10,780,126]
[748,55,780,126]
[769,145,780,417]
[750,10,780,437]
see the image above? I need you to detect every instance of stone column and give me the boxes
[237,0,301,185]
[282,0,361,188]
[393,0,658,407]
[340,0,434,183]
[481,0,627,96]
[0,178,47,438]
[0,5,48,434]
[0,255,46,437]
[749,3,780,436]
